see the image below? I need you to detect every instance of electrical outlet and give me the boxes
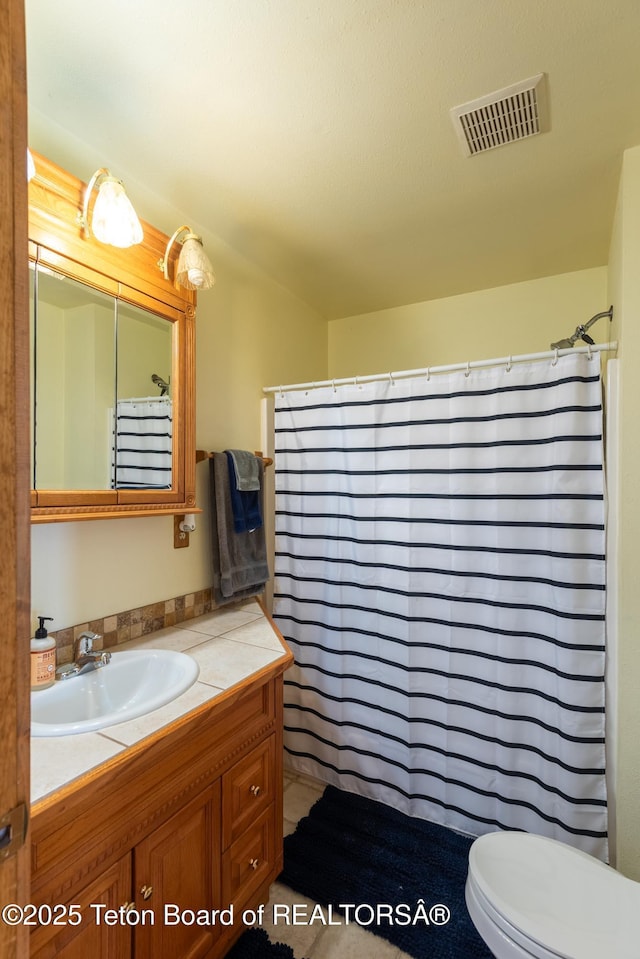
[174,515,190,549]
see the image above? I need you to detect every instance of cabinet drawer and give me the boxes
[222,736,275,849]
[222,806,275,907]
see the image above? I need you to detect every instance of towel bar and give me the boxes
[196,449,273,468]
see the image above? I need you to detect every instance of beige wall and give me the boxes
[328,267,609,379]
[606,145,640,880]
[35,299,115,490]
[33,299,65,488]
[117,308,171,400]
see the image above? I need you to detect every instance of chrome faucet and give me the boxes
[56,630,112,681]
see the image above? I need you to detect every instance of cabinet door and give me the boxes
[134,783,221,959]
[31,855,131,959]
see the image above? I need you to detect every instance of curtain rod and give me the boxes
[118,395,171,404]
[263,341,618,395]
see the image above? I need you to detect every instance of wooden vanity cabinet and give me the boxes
[30,664,290,959]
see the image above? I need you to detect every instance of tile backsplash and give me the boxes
[50,588,214,665]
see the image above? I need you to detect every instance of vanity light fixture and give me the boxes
[160,225,215,290]
[79,168,143,248]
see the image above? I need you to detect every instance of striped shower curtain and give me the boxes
[112,396,172,489]
[273,351,608,861]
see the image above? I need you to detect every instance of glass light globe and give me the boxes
[176,235,215,290]
[91,177,143,248]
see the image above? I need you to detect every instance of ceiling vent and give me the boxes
[450,73,548,157]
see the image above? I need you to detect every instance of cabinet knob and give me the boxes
[121,901,136,913]
[140,884,154,900]
[249,784,261,797]
[249,858,260,870]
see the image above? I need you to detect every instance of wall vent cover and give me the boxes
[450,73,548,157]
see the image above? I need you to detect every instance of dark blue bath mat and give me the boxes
[226,927,302,959]
[280,785,492,959]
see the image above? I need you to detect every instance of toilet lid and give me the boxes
[468,832,640,959]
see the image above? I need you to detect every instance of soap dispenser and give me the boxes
[31,616,55,691]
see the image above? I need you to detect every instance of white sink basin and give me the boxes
[31,649,199,737]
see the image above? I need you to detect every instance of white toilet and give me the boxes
[465,830,639,958]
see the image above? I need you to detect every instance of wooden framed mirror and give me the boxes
[28,152,197,523]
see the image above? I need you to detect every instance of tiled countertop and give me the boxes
[31,599,290,804]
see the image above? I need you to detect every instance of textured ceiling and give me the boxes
[25,0,640,319]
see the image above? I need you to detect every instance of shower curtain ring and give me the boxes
[332,379,336,393]
[506,356,512,372]
[587,343,593,360]
[425,367,431,381]
[465,361,471,378]
[552,349,559,367]
[389,372,395,386]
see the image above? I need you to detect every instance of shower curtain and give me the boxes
[111,396,172,489]
[273,351,608,861]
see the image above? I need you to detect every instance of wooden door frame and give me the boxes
[0,0,31,956]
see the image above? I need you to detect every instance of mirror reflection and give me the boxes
[30,265,173,491]
[115,302,173,490]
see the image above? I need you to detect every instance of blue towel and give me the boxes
[226,452,263,533]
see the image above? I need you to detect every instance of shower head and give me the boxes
[550,307,613,351]
[151,373,170,396]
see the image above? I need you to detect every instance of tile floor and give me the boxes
[257,769,413,959]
